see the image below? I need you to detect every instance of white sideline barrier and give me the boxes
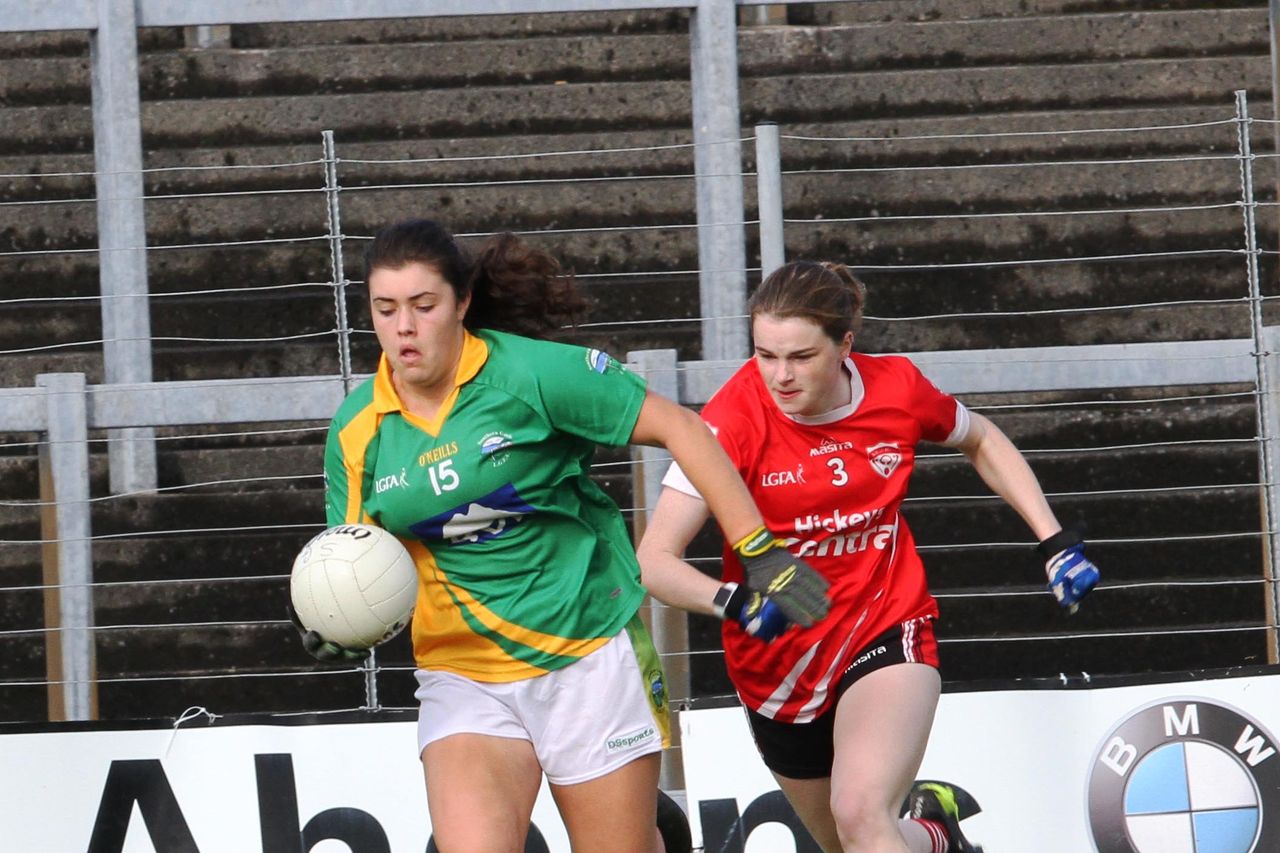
[3,667,1279,852]
[683,668,1280,853]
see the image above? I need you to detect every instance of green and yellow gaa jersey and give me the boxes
[324,329,649,682]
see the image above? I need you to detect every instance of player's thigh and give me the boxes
[831,662,941,812]
[422,733,543,853]
[549,751,662,853]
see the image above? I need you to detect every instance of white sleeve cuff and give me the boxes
[940,402,972,448]
[660,459,702,498]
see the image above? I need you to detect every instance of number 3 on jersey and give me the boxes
[827,457,848,487]
[427,459,460,495]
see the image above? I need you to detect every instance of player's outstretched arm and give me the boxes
[637,487,790,641]
[630,391,830,626]
[955,411,1099,611]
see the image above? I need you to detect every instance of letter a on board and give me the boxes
[87,759,200,853]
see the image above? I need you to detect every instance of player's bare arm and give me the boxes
[636,486,718,616]
[629,390,763,544]
[954,411,1061,541]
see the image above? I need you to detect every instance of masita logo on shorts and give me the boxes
[1086,698,1280,853]
[605,725,657,755]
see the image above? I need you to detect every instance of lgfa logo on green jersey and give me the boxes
[1086,697,1280,852]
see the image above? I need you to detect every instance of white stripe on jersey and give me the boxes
[793,625,860,721]
[757,640,822,719]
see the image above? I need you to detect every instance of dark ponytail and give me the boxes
[363,219,586,339]
[466,232,587,338]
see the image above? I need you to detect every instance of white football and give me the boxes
[289,524,418,650]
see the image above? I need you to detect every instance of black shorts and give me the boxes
[744,618,939,780]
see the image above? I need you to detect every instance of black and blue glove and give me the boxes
[732,525,831,627]
[287,601,370,663]
[1036,528,1100,614]
[713,581,791,641]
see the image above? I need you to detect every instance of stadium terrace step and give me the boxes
[0,10,685,60]
[741,10,1267,75]
[1,101,1259,209]
[0,32,693,108]
[93,623,378,716]
[230,9,688,48]
[0,27,177,60]
[912,441,1259,499]
[0,53,1269,156]
[2,10,1264,107]
[807,0,1265,25]
[940,629,1270,682]
[0,174,1248,267]
[937,572,1267,635]
[909,486,1262,549]
[927,533,1263,591]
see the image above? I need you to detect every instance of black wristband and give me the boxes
[1036,527,1083,560]
[713,582,749,621]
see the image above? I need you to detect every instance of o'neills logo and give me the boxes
[1086,698,1280,852]
[867,442,902,478]
[606,726,656,754]
[810,437,854,457]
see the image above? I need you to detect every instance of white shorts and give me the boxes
[414,618,670,786]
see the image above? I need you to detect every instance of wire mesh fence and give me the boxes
[1,91,1277,724]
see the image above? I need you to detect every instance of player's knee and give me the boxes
[427,820,526,853]
[829,787,897,848]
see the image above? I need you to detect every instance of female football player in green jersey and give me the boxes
[290,218,830,853]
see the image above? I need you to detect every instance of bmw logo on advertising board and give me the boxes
[1086,698,1280,852]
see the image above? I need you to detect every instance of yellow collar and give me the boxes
[371,330,489,434]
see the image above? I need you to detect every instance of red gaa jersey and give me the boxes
[663,353,970,722]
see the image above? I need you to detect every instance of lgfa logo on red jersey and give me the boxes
[761,464,806,488]
[867,442,902,478]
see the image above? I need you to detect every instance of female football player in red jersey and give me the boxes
[637,260,1099,853]
[288,220,830,853]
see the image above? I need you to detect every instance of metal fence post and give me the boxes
[321,131,374,707]
[627,348,690,791]
[1262,328,1280,664]
[322,131,355,395]
[1269,0,1280,232]
[1236,90,1280,663]
[91,0,157,494]
[754,122,785,282]
[36,373,97,721]
[690,0,749,361]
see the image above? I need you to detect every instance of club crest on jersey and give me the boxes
[478,431,514,467]
[585,348,612,373]
[409,483,535,545]
[867,442,902,478]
